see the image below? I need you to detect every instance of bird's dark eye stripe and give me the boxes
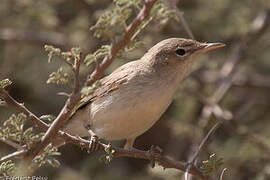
[176,49,186,56]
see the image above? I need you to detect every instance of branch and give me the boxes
[112,147,210,180]
[0,89,210,179]
[0,149,27,163]
[85,0,158,86]
[0,89,49,131]
[0,138,24,150]
[189,122,221,164]
[27,56,82,159]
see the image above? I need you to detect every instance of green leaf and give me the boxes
[40,115,56,122]
[84,45,111,66]
[33,144,61,168]
[71,47,81,57]
[0,113,44,148]
[83,54,96,66]
[44,45,61,63]
[0,79,12,89]
[0,160,15,176]
[47,67,69,85]
[200,153,224,176]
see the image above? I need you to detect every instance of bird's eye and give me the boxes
[175,49,186,56]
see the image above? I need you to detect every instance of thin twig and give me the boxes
[27,55,82,159]
[198,9,270,126]
[165,0,195,39]
[0,138,24,150]
[189,122,221,164]
[219,168,227,180]
[0,149,27,163]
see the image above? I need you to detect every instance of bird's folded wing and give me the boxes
[71,61,138,116]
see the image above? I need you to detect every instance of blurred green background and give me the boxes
[1,0,270,179]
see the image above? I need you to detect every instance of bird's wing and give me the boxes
[74,61,138,112]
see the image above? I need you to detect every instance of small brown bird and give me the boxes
[59,38,225,150]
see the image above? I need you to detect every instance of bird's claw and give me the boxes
[87,135,100,153]
[149,145,163,168]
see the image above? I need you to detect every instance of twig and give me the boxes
[219,168,227,180]
[0,89,49,131]
[0,138,24,150]
[99,146,209,179]
[189,122,221,164]
[27,55,82,159]
[165,0,195,39]
[85,0,158,86]
[198,9,270,126]
[0,149,27,163]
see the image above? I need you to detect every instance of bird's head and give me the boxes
[145,38,225,69]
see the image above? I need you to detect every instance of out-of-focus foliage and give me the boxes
[0,79,12,89]
[0,0,270,179]
[0,113,43,148]
[0,160,15,176]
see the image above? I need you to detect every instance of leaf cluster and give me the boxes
[90,0,141,40]
[84,45,111,67]
[33,144,61,168]
[47,67,69,85]
[0,113,44,149]
[45,45,82,85]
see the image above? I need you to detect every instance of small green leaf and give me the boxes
[84,45,111,66]
[84,54,96,66]
[33,144,61,168]
[0,79,12,89]
[44,45,61,63]
[47,67,69,85]
[200,153,224,176]
[40,115,56,122]
[71,47,81,57]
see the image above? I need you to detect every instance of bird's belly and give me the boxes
[89,85,173,140]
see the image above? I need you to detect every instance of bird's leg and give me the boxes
[84,124,100,153]
[124,137,136,150]
[149,145,163,168]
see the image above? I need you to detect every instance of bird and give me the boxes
[57,38,225,151]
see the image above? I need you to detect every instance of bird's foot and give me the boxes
[87,135,100,153]
[148,145,163,168]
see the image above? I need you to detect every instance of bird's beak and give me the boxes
[194,42,225,55]
[203,42,226,51]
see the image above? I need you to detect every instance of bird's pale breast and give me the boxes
[88,76,175,141]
